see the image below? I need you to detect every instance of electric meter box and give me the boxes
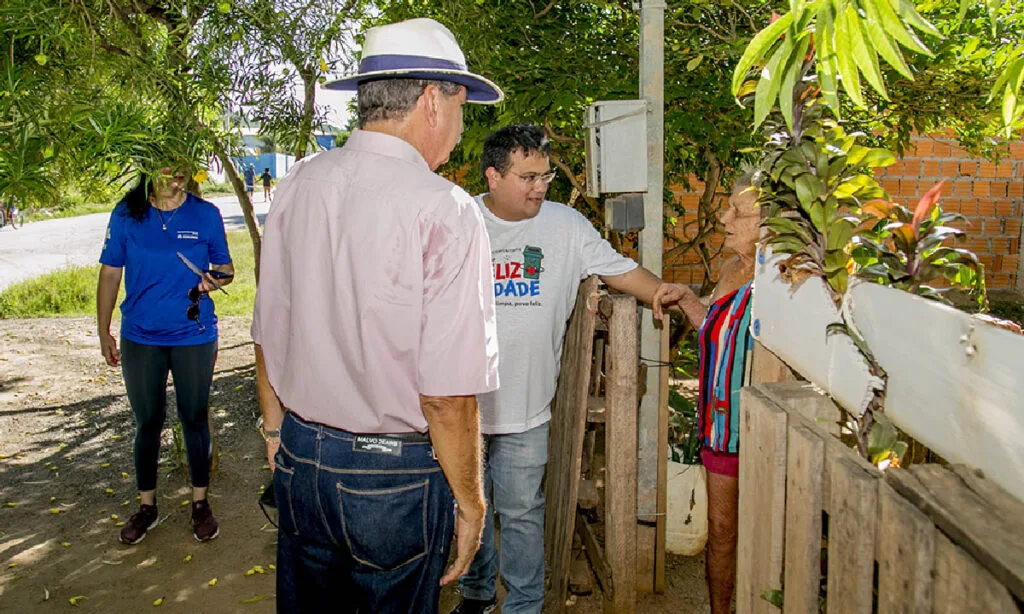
[585,100,648,197]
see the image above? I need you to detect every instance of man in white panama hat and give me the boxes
[252,18,502,613]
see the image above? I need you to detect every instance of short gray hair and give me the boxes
[357,79,464,126]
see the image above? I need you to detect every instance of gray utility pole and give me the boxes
[637,0,665,593]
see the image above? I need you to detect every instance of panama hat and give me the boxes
[324,18,504,104]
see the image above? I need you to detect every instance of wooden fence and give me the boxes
[545,278,640,613]
[738,381,1024,614]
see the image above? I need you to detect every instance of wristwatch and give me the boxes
[256,417,281,442]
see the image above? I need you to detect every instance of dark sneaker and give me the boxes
[120,504,159,545]
[191,499,219,542]
[450,597,497,614]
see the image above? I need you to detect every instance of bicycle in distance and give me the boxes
[0,199,25,229]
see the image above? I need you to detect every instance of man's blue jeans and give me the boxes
[459,422,548,614]
[274,412,455,613]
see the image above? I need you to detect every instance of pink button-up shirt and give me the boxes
[252,130,499,433]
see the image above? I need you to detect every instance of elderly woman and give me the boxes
[675,173,760,614]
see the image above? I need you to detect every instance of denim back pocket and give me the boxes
[273,458,299,536]
[336,479,428,570]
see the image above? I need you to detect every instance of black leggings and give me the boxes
[120,338,218,491]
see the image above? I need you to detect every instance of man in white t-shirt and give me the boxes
[453,124,695,614]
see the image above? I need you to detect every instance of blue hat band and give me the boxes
[358,54,467,74]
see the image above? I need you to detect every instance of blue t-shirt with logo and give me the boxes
[99,194,232,346]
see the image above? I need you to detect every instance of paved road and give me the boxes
[0,195,271,292]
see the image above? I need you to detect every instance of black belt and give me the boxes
[287,410,431,443]
[351,431,431,443]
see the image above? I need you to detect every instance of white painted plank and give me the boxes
[850,282,1024,504]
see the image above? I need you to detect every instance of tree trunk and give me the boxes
[696,148,723,296]
[294,69,317,161]
[212,139,263,282]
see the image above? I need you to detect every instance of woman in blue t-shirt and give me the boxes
[96,167,234,545]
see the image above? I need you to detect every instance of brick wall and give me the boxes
[662,136,1024,290]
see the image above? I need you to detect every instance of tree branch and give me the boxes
[549,150,601,221]
[535,0,557,19]
[543,119,584,146]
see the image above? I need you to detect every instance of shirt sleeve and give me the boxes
[417,190,500,397]
[206,205,232,266]
[98,204,127,267]
[576,209,638,279]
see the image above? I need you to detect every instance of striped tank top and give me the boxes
[697,281,754,454]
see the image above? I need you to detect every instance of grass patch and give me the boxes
[0,230,257,319]
[26,202,115,223]
[200,180,238,198]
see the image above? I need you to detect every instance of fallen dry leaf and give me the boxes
[239,596,265,604]
[69,595,87,606]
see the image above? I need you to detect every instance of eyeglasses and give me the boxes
[507,170,556,186]
[187,286,206,332]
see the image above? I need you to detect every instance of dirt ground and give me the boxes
[0,317,709,613]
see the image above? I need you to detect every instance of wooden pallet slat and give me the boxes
[932,533,1019,614]
[577,511,614,597]
[736,387,788,614]
[603,295,638,614]
[825,453,879,614]
[886,464,1024,603]
[875,481,935,614]
[544,276,600,613]
[783,422,825,614]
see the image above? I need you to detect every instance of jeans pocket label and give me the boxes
[353,436,403,457]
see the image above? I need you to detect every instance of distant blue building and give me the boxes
[232,153,294,180]
[315,134,337,151]
[231,132,336,180]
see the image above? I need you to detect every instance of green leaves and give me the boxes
[732,12,795,98]
[988,55,1024,138]
[867,413,899,463]
[736,0,942,122]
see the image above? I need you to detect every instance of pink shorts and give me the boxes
[701,447,739,478]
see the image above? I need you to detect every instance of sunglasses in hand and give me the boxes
[187,286,206,332]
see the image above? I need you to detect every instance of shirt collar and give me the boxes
[344,129,429,170]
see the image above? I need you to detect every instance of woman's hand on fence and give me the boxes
[100,332,120,367]
[652,283,696,320]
